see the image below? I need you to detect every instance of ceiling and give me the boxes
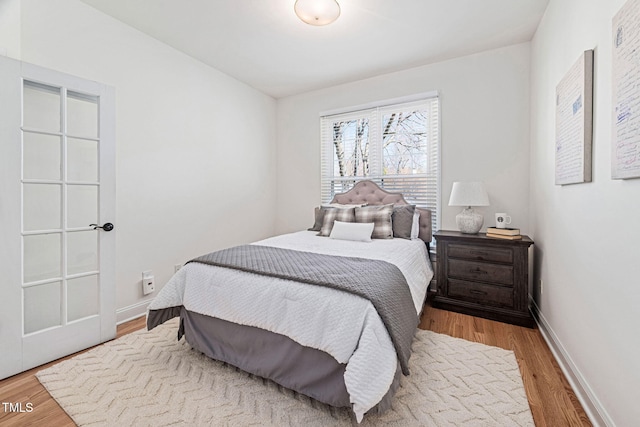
[79,0,549,98]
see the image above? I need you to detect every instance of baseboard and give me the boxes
[116,300,151,325]
[530,299,614,427]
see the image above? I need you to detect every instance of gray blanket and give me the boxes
[188,244,418,375]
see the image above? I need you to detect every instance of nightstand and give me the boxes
[433,230,535,328]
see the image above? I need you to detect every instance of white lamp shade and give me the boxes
[448,182,490,207]
[294,0,341,26]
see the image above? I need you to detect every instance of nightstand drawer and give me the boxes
[447,279,514,309]
[448,259,513,285]
[448,244,513,263]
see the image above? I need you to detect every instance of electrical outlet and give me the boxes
[142,271,155,295]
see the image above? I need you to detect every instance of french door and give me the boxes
[0,56,116,379]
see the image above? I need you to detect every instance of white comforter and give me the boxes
[149,231,433,421]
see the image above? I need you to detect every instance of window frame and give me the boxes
[319,94,441,240]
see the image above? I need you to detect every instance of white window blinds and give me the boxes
[320,97,440,237]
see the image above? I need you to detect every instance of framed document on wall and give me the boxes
[555,50,594,185]
[612,0,640,179]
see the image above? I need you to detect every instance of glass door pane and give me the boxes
[67,231,98,275]
[23,81,61,132]
[67,275,99,322]
[23,234,62,283]
[67,91,98,139]
[23,184,62,231]
[67,185,98,228]
[23,132,62,180]
[24,282,62,334]
[67,138,98,182]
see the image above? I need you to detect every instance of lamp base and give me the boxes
[456,207,484,234]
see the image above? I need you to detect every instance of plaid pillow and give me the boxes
[318,207,356,236]
[309,204,365,231]
[355,204,394,239]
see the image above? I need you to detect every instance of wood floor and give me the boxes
[1,301,591,426]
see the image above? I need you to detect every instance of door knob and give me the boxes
[90,222,114,232]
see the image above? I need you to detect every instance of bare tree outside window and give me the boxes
[331,109,428,178]
[381,110,428,175]
[332,118,370,178]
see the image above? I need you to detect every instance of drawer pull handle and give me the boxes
[470,251,488,257]
[473,268,488,274]
[470,290,487,296]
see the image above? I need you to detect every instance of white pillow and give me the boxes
[411,209,421,240]
[329,221,375,242]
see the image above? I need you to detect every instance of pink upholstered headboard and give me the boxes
[330,180,433,244]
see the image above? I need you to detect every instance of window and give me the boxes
[320,96,440,237]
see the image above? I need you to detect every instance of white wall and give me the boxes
[530,0,640,425]
[15,0,278,320]
[0,0,20,58]
[275,43,531,236]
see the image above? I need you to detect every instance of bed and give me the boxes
[147,180,434,422]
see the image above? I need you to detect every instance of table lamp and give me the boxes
[448,181,490,234]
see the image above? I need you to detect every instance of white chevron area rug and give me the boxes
[36,319,534,426]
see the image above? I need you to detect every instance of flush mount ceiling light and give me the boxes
[294,0,341,26]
